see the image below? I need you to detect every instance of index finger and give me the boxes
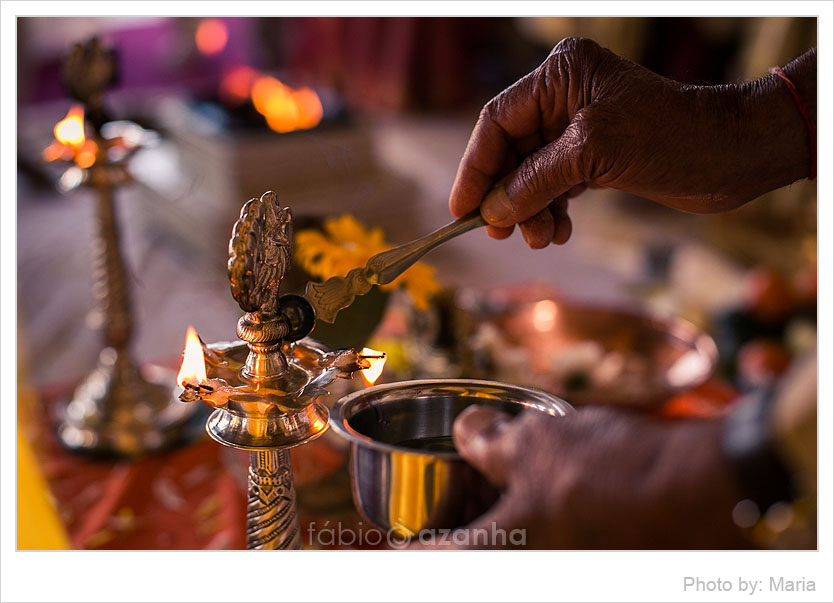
[449,65,553,218]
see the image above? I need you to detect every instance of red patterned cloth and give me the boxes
[27,375,737,549]
[29,383,357,550]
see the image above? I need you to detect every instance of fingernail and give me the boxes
[481,185,514,225]
[552,212,572,245]
[522,230,548,250]
[521,220,551,249]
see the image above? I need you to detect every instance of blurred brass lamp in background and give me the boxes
[43,38,198,457]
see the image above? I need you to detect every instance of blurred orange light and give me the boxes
[54,105,86,148]
[74,140,98,168]
[265,106,301,133]
[220,65,258,105]
[251,75,323,133]
[292,87,324,130]
[532,300,559,333]
[360,348,386,385]
[75,151,95,169]
[177,326,207,386]
[251,76,289,115]
[41,141,65,162]
[195,18,228,56]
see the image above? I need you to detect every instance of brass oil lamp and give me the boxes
[177,191,382,549]
[45,38,195,456]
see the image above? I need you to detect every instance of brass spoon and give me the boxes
[305,209,487,323]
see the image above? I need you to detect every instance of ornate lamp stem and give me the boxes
[91,162,132,349]
[247,450,302,550]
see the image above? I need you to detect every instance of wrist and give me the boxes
[737,74,813,193]
[674,81,779,209]
[679,52,815,207]
[736,49,816,194]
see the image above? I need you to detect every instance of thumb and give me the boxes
[481,124,587,228]
[453,406,516,488]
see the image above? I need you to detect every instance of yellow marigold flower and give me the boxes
[295,214,441,311]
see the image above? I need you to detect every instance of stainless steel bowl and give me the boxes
[330,379,573,536]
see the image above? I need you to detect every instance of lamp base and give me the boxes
[58,347,201,458]
[205,401,329,451]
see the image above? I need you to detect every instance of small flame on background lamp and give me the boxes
[195,18,228,56]
[177,326,207,386]
[360,348,386,385]
[54,105,86,148]
[44,105,98,167]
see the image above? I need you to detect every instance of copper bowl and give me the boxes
[458,293,718,408]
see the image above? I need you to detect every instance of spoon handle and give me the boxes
[305,210,486,323]
[367,210,487,285]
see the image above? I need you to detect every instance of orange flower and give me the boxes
[295,215,440,311]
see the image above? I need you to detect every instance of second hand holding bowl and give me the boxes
[330,379,573,538]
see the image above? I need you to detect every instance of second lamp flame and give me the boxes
[360,348,386,385]
[54,105,86,148]
[45,104,98,168]
[177,326,207,386]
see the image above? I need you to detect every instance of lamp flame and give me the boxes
[360,348,386,385]
[54,105,86,148]
[177,326,207,386]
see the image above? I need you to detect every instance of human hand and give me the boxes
[450,38,814,248]
[418,405,751,549]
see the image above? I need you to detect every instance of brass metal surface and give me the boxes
[247,450,302,550]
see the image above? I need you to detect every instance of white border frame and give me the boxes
[2,3,831,602]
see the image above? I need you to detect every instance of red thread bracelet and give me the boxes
[770,65,816,180]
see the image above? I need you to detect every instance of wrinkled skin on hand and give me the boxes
[451,37,814,248]
[418,405,751,549]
